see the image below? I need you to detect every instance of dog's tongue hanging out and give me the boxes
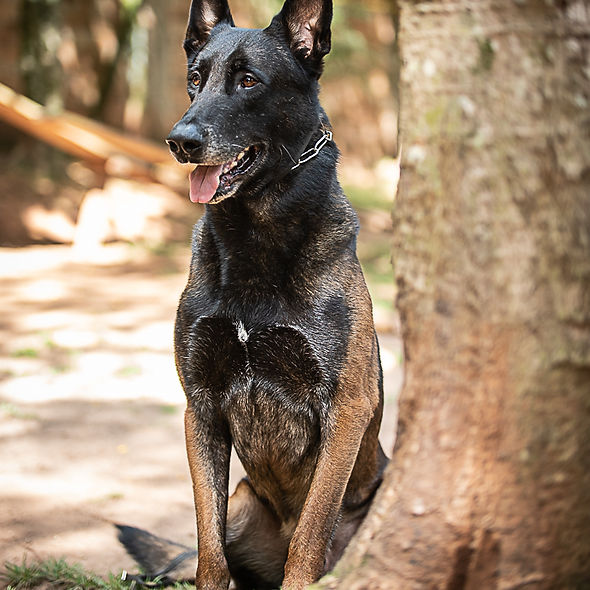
[189,165,223,203]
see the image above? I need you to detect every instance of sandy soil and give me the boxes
[0,244,402,581]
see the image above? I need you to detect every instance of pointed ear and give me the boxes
[184,0,234,55]
[269,0,332,78]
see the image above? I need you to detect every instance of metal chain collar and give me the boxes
[291,128,333,170]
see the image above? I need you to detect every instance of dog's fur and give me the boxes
[122,1,388,588]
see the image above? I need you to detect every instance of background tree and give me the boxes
[20,0,63,114]
[318,0,590,587]
[0,0,396,246]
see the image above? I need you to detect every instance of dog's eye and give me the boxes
[240,75,258,89]
[190,73,201,88]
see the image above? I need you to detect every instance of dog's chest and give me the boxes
[184,316,325,466]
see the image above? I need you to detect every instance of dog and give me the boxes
[119,1,388,588]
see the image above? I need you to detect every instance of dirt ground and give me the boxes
[0,244,402,581]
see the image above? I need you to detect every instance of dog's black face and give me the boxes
[167,0,332,205]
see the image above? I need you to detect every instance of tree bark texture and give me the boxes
[317,1,590,588]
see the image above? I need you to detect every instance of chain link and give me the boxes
[291,129,333,170]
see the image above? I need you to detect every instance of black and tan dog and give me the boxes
[120,0,388,588]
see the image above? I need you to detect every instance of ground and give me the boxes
[0,243,402,584]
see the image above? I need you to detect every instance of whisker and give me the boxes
[281,144,297,164]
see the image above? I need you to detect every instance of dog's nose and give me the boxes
[166,137,201,158]
[166,123,207,161]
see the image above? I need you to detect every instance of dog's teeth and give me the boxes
[220,147,254,178]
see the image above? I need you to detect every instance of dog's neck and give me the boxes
[201,157,356,297]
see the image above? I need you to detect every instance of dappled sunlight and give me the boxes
[17,278,69,302]
[23,205,76,244]
[0,245,188,405]
[73,179,193,254]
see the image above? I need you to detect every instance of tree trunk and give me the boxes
[20,0,63,113]
[318,1,590,588]
[141,0,188,141]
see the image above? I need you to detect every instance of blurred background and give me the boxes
[0,0,398,249]
[0,0,402,581]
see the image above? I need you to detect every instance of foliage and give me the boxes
[3,559,126,590]
[1,558,193,590]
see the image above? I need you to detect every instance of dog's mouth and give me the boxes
[189,145,262,204]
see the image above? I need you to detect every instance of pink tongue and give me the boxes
[189,165,223,204]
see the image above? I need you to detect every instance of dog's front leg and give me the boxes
[282,397,373,589]
[185,404,231,590]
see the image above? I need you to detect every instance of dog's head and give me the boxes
[166,0,333,205]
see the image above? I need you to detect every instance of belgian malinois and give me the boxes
[120,1,388,588]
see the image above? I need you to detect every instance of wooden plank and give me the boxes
[0,82,171,167]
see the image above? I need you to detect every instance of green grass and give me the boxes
[2,559,126,590]
[0,402,38,421]
[10,336,76,374]
[358,232,395,313]
[11,348,40,359]
[343,183,392,213]
[1,559,194,590]
[115,365,143,378]
[359,240,393,283]
[344,180,395,313]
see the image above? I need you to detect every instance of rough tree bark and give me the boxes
[317,1,590,588]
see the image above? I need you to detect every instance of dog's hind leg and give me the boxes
[225,478,289,590]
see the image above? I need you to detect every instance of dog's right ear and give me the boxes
[184,0,234,55]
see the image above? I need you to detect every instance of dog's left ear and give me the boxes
[268,0,332,78]
[184,0,234,55]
